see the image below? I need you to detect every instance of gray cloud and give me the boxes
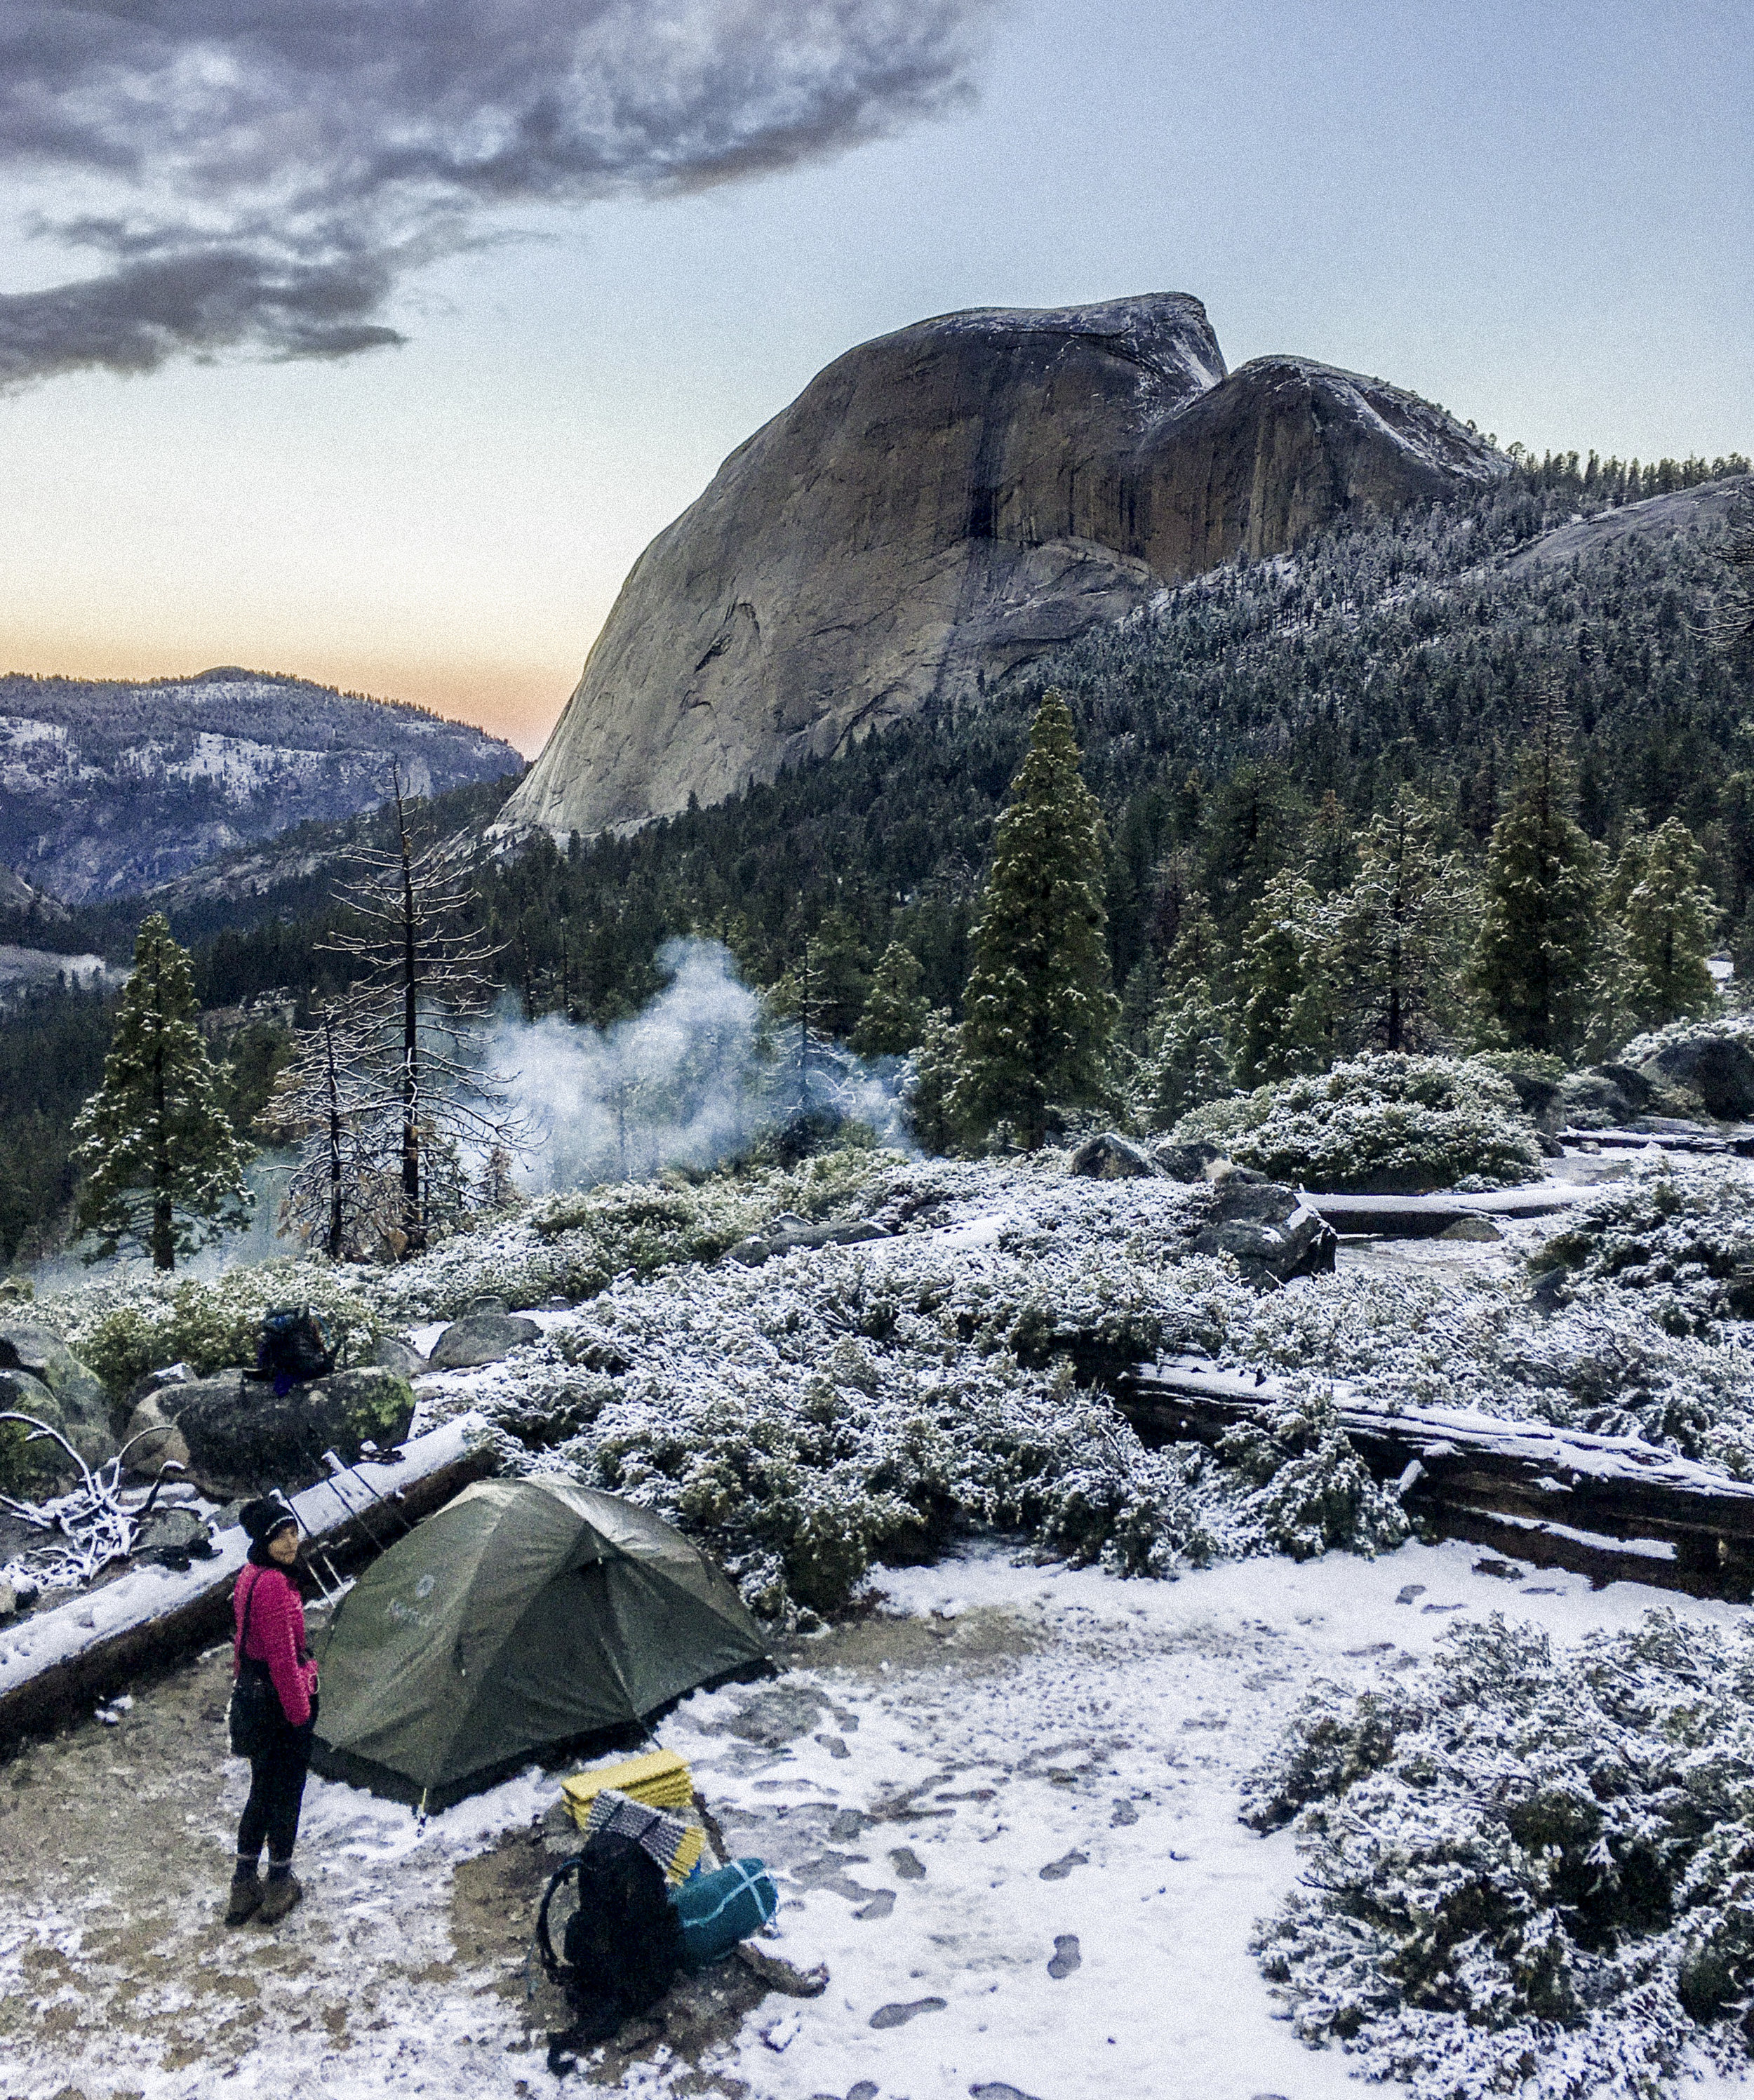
[0,1,995,388]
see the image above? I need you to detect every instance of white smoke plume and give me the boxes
[1,0,998,389]
[488,935,909,1193]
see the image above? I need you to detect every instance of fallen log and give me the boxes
[1299,1188,1583,1238]
[1556,1127,1754,1158]
[0,1413,497,1746]
[1120,1354,1754,1600]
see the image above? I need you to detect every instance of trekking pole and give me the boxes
[319,1450,391,1556]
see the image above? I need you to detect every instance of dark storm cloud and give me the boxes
[0,1,995,388]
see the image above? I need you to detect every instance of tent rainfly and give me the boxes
[309,1478,768,1807]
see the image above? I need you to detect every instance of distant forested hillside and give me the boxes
[1,450,1749,1262]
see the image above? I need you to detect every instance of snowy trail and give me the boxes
[10,1536,1754,2100]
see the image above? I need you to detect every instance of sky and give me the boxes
[0,0,1748,758]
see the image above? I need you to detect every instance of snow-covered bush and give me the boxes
[1172,1053,1545,1193]
[1532,1161,1754,1337]
[363,1146,906,1323]
[1245,1610,1754,2100]
[1215,1391,1410,1560]
[41,1259,382,1395]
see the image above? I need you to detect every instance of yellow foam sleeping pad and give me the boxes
[560,1748,695,1826]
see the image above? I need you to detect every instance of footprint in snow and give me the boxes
[972,2086,1045,2100]
[869,1996,946,2028]
[1038,1849,1088,1880]
[1421,1602,1466,1614]
[1110,1799,1139,1827]
[889,1847,925,1880]
[1395,1584,1426,1605]
[855,1889,896,1920]
[1047,1934,1081,1979]
[1345,1641,1395,1657]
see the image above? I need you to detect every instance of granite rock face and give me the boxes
[506,295,1507,841]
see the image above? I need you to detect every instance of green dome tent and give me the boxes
[309,1478,768,1808]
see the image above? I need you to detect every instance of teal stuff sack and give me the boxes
[669,1857,777,1969]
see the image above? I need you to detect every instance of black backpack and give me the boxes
[537,1832,683,2069]
[253,1306,337,1391]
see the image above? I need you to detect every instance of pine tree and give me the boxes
[953,693,1120,1147]
[851,941,928,1057]
[70,914,252,1269]
[768,909,871,1042]
[903,1008,968,1154]
[1136,908,1234,1128]
[1232,872,1337,1085]
[1617,817,1720,1026]
[1330,791,1473,1053]
[1469,703,1603,1057]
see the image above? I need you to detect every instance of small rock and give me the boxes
[889,1847,925,1880]
[1069,1132,1158,1180]
[733,1942,829,1998]
[1439,1215,1501,1242]
[848,2085,880,2100]
[725,1236,770,1267]
[1395,1584,1426,1605]
[814,1732,850,1760]
[133,1506,210,1564]
[1109,1799,1139,1827]
[972,2087,1045,2100]
[427,1312,542,1372]
[465,1295,509,1318]
[1473,1557,1525,1581]
[1047,1933,1081,1979]
[869,1997,946,2029]
[1037,1849,1087,1881]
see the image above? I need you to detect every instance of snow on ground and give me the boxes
[8,1539,1754,2100]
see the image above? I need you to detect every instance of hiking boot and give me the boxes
[224,1870,263,1926]
[257,1872,303,1924]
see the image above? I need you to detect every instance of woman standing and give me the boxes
[226,1492,319,1926]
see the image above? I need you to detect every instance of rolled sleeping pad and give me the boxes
[669,1857,777,1969]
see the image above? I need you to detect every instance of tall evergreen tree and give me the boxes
[955,692,1119,1146]
[1617,817,1720,1026]
[1137,908,1234,1128]
[70,915,251,1269]
[1469,704,1603,1057]
[852,940,929,1057]
[1231,872,1337,1085]
[1330,790,1473,1053]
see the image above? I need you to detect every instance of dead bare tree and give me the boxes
[315,768,528,1259]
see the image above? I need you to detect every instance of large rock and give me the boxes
[121,1393,193,1480]
[1193,1186,1337,1288]
[0,1321,113,1440]
[501,295,1506,841]
[1069,1132,1158,1180]
[173,1368,417,1497]
[1638,1036,1754,1122]
[427,1311,542,1372]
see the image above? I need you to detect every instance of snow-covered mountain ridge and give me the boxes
[0,667,523,902]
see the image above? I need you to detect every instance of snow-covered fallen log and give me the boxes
[1555,1125,1754,1156]
[1120,1354,1754,1598]
[0,1413,497,1744]
[1298,1186,1582,1236]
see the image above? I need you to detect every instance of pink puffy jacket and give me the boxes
[232,1563,319,1729]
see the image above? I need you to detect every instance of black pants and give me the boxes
[237,1712,314,1871]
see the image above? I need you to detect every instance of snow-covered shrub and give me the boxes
[1172,1053,1545,1193]
[1246,1610,1754,2100]
[1616,1012,1754,1068]
[1216,1391,1410,1560]
[41,1259,382,1394]
[1533,1161,1754,1335]
[363,1147,906,1323]
[436,1240,1261,1621]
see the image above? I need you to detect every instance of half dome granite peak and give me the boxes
[503,293,1508,842]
